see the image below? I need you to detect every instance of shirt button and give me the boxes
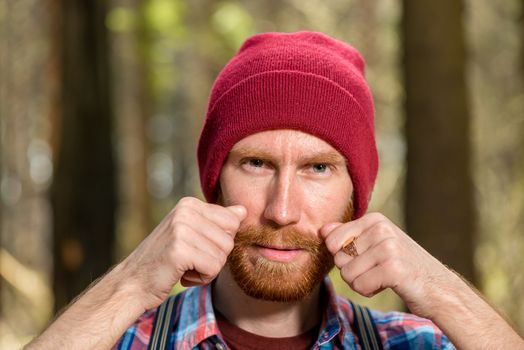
[215,343,226,350]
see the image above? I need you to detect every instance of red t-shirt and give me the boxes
[215,310,319,350]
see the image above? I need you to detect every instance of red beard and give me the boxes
[227,224,334,302]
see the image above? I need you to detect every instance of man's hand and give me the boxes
[320,212,449,318]
[320,212,524,349]
[26,197,246,350]
[121,196,247,311]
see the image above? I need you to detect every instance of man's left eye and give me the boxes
[312,164,328,173]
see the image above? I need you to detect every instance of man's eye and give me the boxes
[248,159,264,167]
[312,164,328,173]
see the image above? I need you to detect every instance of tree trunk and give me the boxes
[112,0,153,258]
[50,0,116,311]
[402,0,477,284]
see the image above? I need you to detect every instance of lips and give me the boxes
[257,244,300,250]
[255,244,304,263]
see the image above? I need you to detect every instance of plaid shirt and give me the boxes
[114,278,455,349]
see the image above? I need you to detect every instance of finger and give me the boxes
[320,222,343,237]
[172,229,227,281]
[180,278,201,287]
[334,250,353,268]
[185,239,228,283]
[197,203,247,236]
[347,264,391,298]
[189,214,235,254]
[320,212,384,239]
[341,226,395,262]
[181,270,206,286]
[322,214,393,256]
[333,229,392,267]
[226,205,247,220]
[337,241,392,282]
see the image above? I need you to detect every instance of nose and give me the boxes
[263,169,301,227]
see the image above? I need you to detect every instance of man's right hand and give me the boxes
[121,196,247,311]
[25,197,246,350]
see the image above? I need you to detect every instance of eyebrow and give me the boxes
[228,147,347,166]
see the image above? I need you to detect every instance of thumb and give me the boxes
[227,205,247,221]
[320,222,343,238]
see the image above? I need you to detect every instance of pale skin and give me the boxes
[26,130,523,349]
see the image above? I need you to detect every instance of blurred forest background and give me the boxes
[1,0,524,347]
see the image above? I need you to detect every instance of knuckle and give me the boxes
[368,212,386,222]
[221,222,239,236]
[372,220,393,237]
[171,207,189,223]
[324,236,337,253]
[223,237,235,253]
[219,251,228,266]
[172,220,189,235]
[373,227,390,241]
[177,196,191,206]
[350,278,373,297]
[170,222,193,243]
[169,240,186,262]
[200,274,213,284]
[228,218,241,232]
[384,258,403,276]
[334,254,345,269]
[341,264,356,284]
[220,209,241,231]
[210,258,224,275]
[178,196,198,208]
[381,238,398,255]
[363,289,375,298]
[349,277,360,292]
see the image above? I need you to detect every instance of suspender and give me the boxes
[350,301,384,350]
[148,295,177,350]
[148,296,383,350]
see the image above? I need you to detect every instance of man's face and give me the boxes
[219,129,354,302]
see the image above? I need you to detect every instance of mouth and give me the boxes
[255,244,304,263]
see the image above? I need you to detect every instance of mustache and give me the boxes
[234,225,326,254]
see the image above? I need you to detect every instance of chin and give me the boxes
[228,254,333,303]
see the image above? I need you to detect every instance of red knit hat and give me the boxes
[197,31,378,219]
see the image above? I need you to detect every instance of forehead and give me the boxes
[229,129,347,163]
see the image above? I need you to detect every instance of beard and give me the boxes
[227,224,334,302]
[227,200,354,303]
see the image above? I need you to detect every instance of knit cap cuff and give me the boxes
[198,70,377,218]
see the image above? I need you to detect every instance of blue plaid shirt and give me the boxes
[114,278,455,349]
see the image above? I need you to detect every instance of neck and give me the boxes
[212,267,323,337]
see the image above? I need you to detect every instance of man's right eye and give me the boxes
[247,159,264,167]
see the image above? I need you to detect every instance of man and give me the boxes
[27,31,523,349]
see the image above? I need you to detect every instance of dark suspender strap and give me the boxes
[350,301,384,350]
[148,296,177,350]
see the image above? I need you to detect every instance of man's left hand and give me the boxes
[320,212,454,319]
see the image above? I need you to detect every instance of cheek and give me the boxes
[301,181,352,222]
[220,175,267,217]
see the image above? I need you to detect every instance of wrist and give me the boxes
[26,261,147,350]
[100,260,147,317]
[424,270,524,348]
[425,269,471,323]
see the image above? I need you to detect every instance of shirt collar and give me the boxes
[175,282,221,349]
[177,277,355,348]
[317,277,357,347]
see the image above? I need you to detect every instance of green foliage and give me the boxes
[143,0,187,103]
[144,0,186,40]
[212,2,254,50]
